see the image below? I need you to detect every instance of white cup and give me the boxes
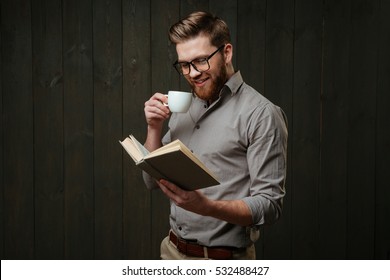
[164,91,192,113]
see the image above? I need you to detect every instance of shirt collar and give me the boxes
[194,71,244,109]
[223,71,244,96]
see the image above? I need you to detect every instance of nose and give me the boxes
[188,63,202,78]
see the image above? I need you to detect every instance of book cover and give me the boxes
[120,135,220,191]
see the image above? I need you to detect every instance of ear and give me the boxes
[223,43,233,64]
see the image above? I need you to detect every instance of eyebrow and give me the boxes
[177,54,209,64]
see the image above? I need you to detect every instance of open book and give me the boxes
[119,135,220,191]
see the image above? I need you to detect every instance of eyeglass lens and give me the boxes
[174,45,225,75]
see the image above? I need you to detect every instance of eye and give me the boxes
[179,62,191,69]
[193,58,208,65]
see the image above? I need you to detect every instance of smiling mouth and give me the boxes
[193,77,208,87]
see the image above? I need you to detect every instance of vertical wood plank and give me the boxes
[93,0,123,259]
[151,0,180,94]
[263,0,295,259]
[122,0,153,259]
[150,0,180,259]
[180,0,208,16]
[347,0,378,259]
[63,0,94,259]
[291,0,323,259]
[1,0,34,259]
[32,0,64,259]
[0,0,4,260]
[236,0,266,102]
[320,0,350,259]
[375,0,390,260]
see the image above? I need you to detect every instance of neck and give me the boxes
[226,64,235,79]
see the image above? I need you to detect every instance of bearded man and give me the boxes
[142,11,288,260]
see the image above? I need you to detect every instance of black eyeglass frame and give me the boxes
[173,44,226,75]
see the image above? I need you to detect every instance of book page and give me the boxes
[130,135,150,157]
[145,140,181,157]
[120,138,143,162]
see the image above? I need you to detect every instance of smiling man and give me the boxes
[142,11,288,260]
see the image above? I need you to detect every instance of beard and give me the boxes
[189,61,229,103]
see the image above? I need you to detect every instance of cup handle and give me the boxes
[162,94,169,106]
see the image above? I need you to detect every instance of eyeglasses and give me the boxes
[173,44,225,75]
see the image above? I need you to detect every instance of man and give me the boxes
[143,11,288,259]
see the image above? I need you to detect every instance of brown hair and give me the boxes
[169,11,231,47]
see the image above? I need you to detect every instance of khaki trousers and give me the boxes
[160,236,256,260]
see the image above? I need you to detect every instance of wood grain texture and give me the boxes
[1,0,34,259]
[63,0,94,259]
[1,0,389,260]
[32,0,64,259]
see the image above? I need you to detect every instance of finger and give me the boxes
[160,179,185,196]
[145,105,170,122]
[145,106,168,119]
[158,181,180,203]
[152,92,168,104]
[148,93,169,109]
[145,100,170,116]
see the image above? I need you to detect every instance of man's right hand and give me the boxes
[144,92,171,128]
[144,92,171,152]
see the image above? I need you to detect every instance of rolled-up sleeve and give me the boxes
[242,104,288,226]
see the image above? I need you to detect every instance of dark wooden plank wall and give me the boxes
[2,0,35,259]
[376,0,390,260]
[320,0,350,258]
[1,0,389,260]
[122,0,152,260]
[32,0,64,259]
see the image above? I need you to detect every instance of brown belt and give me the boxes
[169,231,234,259]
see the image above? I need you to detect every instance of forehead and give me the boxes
[176,35,214,61]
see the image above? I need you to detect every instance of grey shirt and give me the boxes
[143,71,288,248]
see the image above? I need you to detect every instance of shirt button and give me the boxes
[195,125,200,129]
[178,226,182,231]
